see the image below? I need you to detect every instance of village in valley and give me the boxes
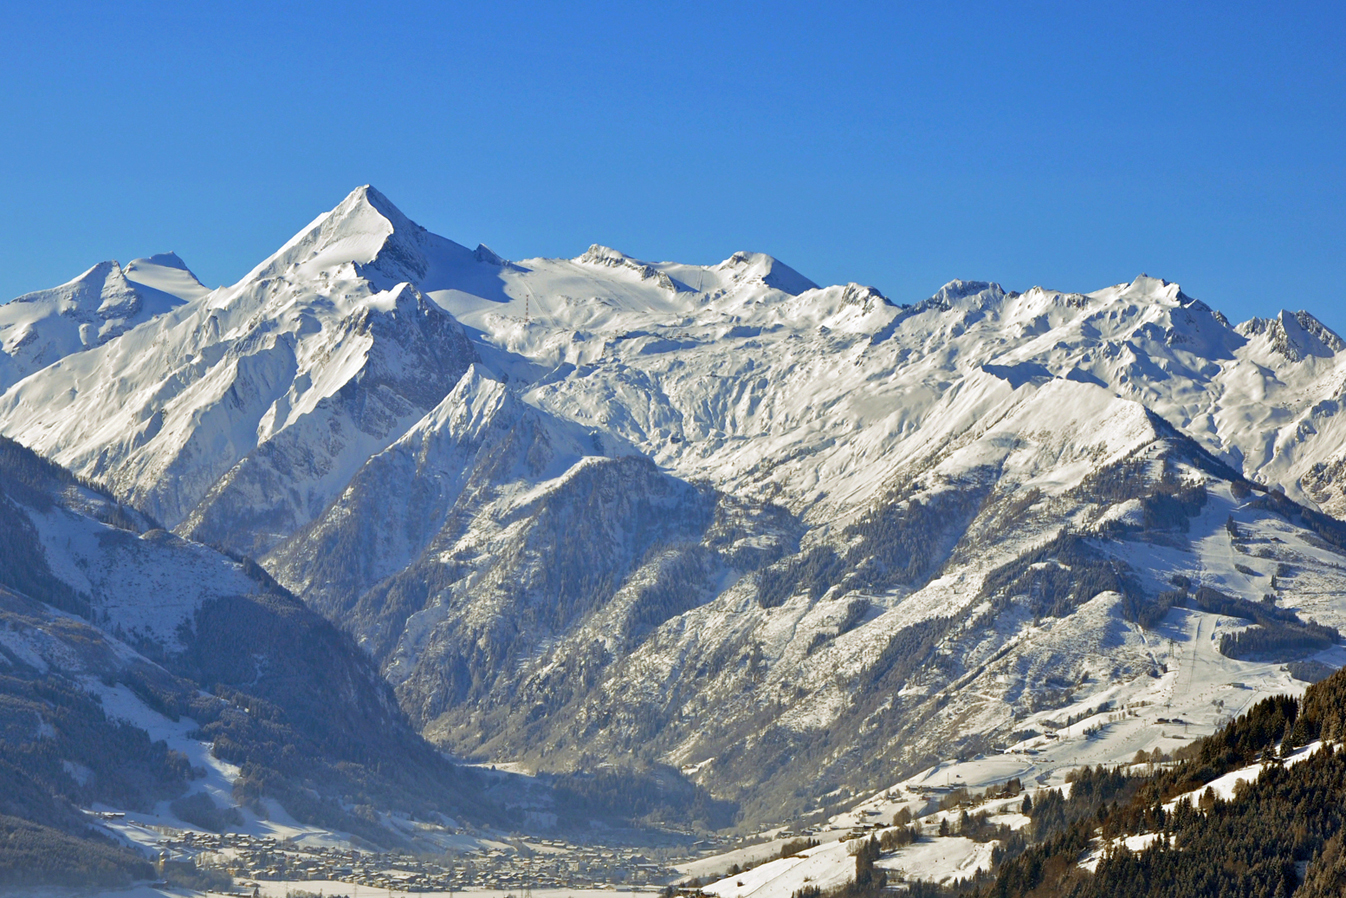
[150,828,683,895]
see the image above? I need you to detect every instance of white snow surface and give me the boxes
[1163,739,1327,812]
[15,485,263,650]
[0,253,206,389]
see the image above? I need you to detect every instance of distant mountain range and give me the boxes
[4,186,1346,880]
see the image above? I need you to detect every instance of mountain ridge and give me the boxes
[4,185,1346,846]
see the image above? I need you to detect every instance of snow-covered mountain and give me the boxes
[0,190,477,542]
[6,185,1346,832]
[0,252,207,391]
[0,434,510,856]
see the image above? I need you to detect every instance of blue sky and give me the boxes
[3,1,1344,330]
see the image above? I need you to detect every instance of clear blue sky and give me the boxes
[3,1,1344,331]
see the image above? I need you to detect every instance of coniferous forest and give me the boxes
[818,666,1346,898]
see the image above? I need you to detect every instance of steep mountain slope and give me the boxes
[0,189,478,542]
[0,586,178,888]
[5,186,1346,835]
[0,435,504,865]
[264,363,796,743]
[392,379,1346,821]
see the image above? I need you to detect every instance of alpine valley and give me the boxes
[5,186,1346,895]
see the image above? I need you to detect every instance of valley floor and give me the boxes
[9,888,665,898]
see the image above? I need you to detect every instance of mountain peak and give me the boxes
[927,279,1007,308]
[575,244,639,266]
[71,259,124,288]
[715,251,818,295]
[473,243,506,266]
[238,185,434,288]
[128,251,189,272]
[322,184,421,243]
[10,260,126,308]
[1121,273,1186,303]
[1282,309,1345,351]
[123,253,209,302]
[575,245,680,292]
[342,184,415,230]
[1238,309,1346,362]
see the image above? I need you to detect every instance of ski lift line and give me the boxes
[518,282,534,325]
